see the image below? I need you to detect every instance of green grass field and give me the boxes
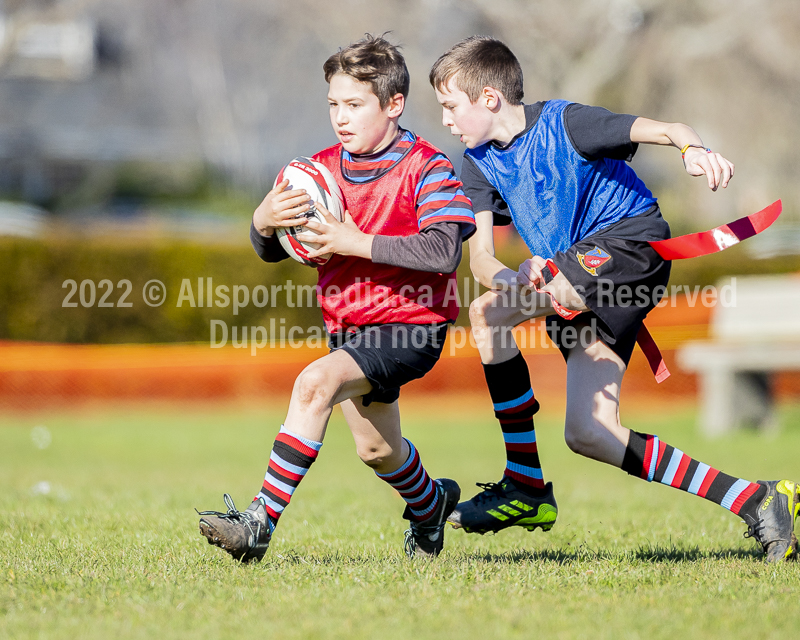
[2,399,800,640]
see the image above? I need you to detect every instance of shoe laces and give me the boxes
[473,481,507,504]
[743,521,765,543]
[744,486,800,545]
[403,519,444,558]
[403,528,416,558]
[198,493,265,547]
[403,486,446,558]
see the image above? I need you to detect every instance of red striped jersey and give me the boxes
[341,130,416,182]
[342,129,474,231]
[313,134,474,331]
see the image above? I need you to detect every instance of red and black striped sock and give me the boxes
[483,352,546,496]
[256,425,322,522]
[621,431,765,519]
[375,439,439,522]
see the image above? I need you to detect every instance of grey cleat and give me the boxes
[198,494,275,563]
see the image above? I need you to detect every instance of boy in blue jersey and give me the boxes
[429,36,799,562]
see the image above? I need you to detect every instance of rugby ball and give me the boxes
[274,157,344,266]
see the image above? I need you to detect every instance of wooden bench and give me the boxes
[678,275,800,436]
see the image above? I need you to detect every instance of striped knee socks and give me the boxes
[483,352,545,495]
[622,431,766,519]
[256,425,322,521]
[375,439,440,522]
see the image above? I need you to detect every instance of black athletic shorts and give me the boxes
[328,323,450,406]
[543,206,672,365]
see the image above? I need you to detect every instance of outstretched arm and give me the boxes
[630,117,734,191]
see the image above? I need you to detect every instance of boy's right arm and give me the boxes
[249,222,289,263]
[250,179,313,263]
[252,179,313,236]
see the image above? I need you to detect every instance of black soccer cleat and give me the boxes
[743,480,800,562]
[198,494,275,563]
[403,478,461,559]
[447,477,557,535]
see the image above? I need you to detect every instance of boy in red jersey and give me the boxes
[428,36,798,562]
[198,35,475,561]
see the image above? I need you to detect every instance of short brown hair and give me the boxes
[429,36,523,105]
[323,34,410,109]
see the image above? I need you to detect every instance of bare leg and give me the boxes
[561,337,779,560]
[469,272,588,365]
[341,397,450,543]
[563,337,630,467]
[283,349,373,442]
[340,399,409,474]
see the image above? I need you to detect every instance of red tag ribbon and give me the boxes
[636,324,670,383]
[649,200,782,260]
[534,201,782,383]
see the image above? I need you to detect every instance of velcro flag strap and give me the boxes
[541,259,582,320]
[649,200,782,260]
[636,324,670,383]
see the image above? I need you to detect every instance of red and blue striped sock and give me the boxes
[375,439,439,522]
[483,352,545,495]
[256,425,322,522]
[622,431,766,519]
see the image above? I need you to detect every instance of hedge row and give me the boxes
[1,234,489,344]
[1,234,797,344]
[0,236,320,344]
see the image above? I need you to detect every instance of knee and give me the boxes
[564,412,609,457]
[468,295,491,328]
[293,363,339,412]
[356,443,395,469]
[469,293,509,329]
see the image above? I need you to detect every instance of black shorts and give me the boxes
[328,323,449,406]
[544,207,672,365]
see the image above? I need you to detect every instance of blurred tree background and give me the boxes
[1,0,799,343]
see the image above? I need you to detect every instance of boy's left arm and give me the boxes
[630,117,734,191]
[300,209,464,272]
[379,153,475,272]
[299,209,375,260]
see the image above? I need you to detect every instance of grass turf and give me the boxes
[2,399,800,639]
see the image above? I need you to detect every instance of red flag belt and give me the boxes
[542,201,783,383]
[642,200,782,381]
[648,200,782,260]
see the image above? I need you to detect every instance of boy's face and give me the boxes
[327,73,402,155]
[435,78,494,149]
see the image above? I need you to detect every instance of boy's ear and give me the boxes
[482,86,502,111]
[386,93,405,118]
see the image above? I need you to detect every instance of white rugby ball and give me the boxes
[274,157,344,266]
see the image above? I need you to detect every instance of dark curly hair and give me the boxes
[323,33,410,108]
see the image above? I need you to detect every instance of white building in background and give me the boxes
[0,16,96,80]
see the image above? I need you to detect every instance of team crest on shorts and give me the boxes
[576,246,611,276]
